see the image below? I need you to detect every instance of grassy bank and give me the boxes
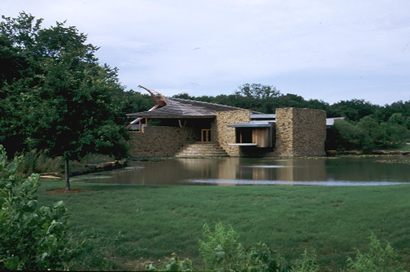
[38,181,410,271]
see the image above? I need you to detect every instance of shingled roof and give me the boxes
[127,97,244,119]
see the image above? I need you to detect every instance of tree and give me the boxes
[331,99,379,121]
[113,90,153,123]
[173,84,330,115]
[235,83,280,99]
[333,120,368,150]
[0,13,128,190]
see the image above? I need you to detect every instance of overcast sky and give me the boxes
[2,0,410,104]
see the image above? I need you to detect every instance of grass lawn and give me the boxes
[38,180,410,271]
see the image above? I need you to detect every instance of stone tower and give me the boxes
[274,108,326,157]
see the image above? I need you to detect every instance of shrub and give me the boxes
[198,223,288,272]
[145,224,407,272]
[291,249,319,272]
[18,149,62,175]
[347,234,405,272]
[198,222,245,271]
[146,253,194,272]
[245,242,289,272]
[0,145,74,270]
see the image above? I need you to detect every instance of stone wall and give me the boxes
[129,126,195,158]
[211,110,251,156]
[274,108,326,157]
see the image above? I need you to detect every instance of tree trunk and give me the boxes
[64,157,71,191]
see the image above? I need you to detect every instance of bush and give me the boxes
[18,149,62,175]
[0,145,74,270]
[146,253,194,272]
[291,250,319,272]
[198,223,288,272]
[245,242,289,272]
[198,222,245,271]
[146,224,407,272]
[347,234,405,272]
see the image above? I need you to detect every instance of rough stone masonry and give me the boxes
[274,108,326,157]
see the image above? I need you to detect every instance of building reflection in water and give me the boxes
[178,157,327,183]
[74,156,409,185]
[79,157,327,184]
[276,158,327,181]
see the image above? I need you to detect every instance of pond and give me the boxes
[73,156,410,186]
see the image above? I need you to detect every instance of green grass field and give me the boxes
[38,180,410,271]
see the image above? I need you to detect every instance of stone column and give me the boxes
[274,108,326,157]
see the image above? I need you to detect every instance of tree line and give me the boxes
[174,83,410,151]
[174,83,410,122]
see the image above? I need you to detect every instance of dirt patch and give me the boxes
[46,188,88,194]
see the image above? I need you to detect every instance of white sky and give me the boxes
[2,0,410,104]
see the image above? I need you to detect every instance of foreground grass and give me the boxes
[38,181,410,271]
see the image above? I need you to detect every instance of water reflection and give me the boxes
[73,156,410,186]
[276,159,327,181]
[191,179,405,186]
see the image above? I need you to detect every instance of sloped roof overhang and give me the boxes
[230,121,275,128]
[126,97,244,119]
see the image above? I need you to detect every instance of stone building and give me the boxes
[127,97,327,158]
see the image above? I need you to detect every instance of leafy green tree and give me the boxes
[175,84,330,114]
[388,113,410,129]
[173,92,193,100]
[357,116,382,149]
[0,12,128,189]
[331,116,409,151]
[375,101,410,123]
[333,120,370,151]
[0,35,27,85]
[331,99,380,121]
[113,90,153,123]
[235,83,280,99]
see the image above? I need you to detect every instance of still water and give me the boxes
[73,156,410,186]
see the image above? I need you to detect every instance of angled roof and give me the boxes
[127,97,246,119]
[230,121,275,128]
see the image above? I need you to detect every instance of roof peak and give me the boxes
[127,96,250,119]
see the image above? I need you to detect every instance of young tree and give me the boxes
[0,12,128,190]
